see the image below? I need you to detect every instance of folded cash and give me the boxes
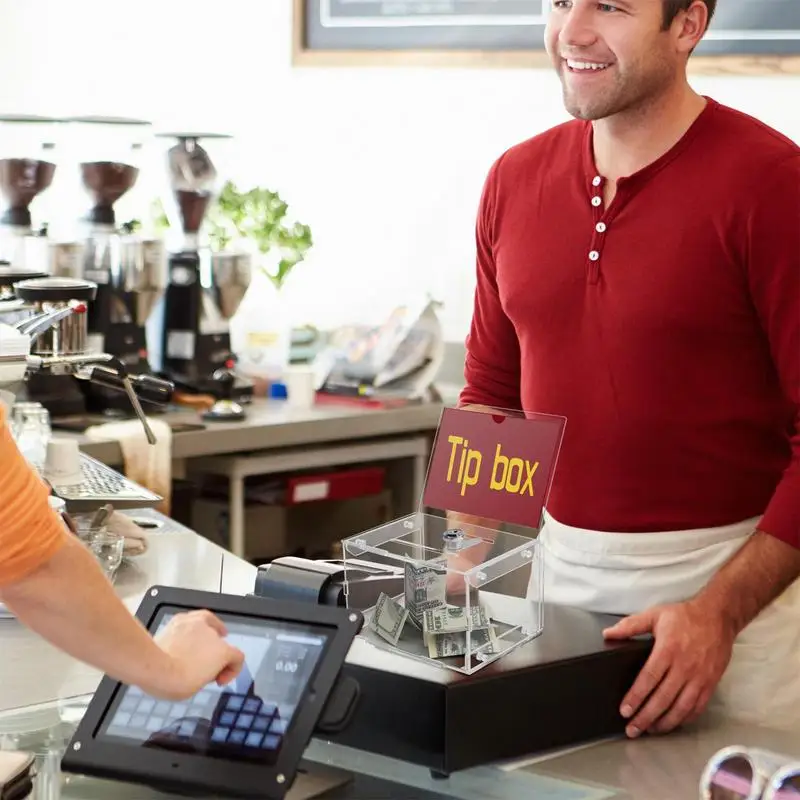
[422,604,489,635]
[369,592,410,646]
[425,625,500,660]
[404,561,446,625]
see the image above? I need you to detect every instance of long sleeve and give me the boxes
[0,407,68,586]
[459,155,522,411]
[746,154,800,548]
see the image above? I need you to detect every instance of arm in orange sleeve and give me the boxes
[0,407,243,699]
[0,406,68,585]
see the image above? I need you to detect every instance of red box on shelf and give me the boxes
[286,466,386,505]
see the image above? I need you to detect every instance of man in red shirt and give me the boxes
[459,0,800,735]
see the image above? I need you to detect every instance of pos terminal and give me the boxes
[61,587,363,800]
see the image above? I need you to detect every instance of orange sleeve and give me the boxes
[0,406,69,587]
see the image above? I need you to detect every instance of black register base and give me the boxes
[331,603,652,775]
[254,558,654,776]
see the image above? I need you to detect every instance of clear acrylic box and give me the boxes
[341,510,544,675]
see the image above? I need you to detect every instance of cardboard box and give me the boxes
[192,490,392,562]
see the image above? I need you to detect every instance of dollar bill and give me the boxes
[425,625,500,660]
[422,605,490,635]
[404,562,446,625]
[369,592,409,646]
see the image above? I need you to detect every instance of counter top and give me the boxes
[1,511,796,800]
[67,399,444,464]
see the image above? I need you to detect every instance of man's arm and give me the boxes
[605,154,800,736]
[693,153,800,628]
[695,532,800,635]
[2,535,187,695]
[458,152,522,413]
[0,409,242,699]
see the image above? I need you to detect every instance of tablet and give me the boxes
[61,586,363,799]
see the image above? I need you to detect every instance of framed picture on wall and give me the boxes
[293,0,800,75]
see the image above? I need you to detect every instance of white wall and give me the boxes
[1,0,798,340]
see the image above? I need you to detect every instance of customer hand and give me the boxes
[602,599,735,738]
[149,610,245,700]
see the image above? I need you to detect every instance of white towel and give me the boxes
[84,418,172,515]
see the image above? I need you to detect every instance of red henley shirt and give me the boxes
[460,98,800,548]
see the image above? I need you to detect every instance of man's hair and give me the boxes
[662,0,717,31]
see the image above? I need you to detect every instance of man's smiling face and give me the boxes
[545,0,691,121]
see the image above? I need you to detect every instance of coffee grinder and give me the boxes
[148,132,252,421]
[68,117,167,416]
[0,115,60,274]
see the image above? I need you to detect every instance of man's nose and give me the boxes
[559,5,599,49]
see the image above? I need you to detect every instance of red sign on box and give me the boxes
[422,407,566,529]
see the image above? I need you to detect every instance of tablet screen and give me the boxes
[96,607,332,764]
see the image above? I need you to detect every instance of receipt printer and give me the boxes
[254,556,402,609]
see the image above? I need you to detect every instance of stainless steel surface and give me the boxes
[74,398,443,465]
[13,277,97,356]
[81,237,166,326]
[25,352,115,373]
[47,453,162,512]
[120,238,166,323]
[206,251,250,319]
[15,305,76,342]
[25,302,87,354]
[526,715,800,799]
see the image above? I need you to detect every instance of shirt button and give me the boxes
[591,196,602,207]
[589,251,600,261]
[592,176,602,187]
[596,222,607,233]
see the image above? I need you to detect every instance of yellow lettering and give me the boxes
[457,438,469,484]
[461,449,482,496]
[506,458,524,493]
[490,443,508,491]
[446,435,463,482]
[521,460,539,496]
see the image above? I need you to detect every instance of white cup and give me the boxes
[284,365,316,410]
[43,437,82,486]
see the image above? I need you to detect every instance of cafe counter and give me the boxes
[0,512,795,800]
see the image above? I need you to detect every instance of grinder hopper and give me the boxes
[160,132,230,250]
[68,116,150,227]
[0,115,60,231]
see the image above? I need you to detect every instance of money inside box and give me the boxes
[341,511,545,675]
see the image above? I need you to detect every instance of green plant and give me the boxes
[210,181,313,290]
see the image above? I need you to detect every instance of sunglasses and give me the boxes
[700,746,800,800]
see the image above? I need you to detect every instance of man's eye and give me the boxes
[552,1,572,8]
[599,3,620,10]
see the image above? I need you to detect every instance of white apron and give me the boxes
[530,511,800,731]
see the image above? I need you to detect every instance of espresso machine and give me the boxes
[0,115,60,274]
[148,133,252,421]
[0,276,172,510]
[11,276,172,420]
[66,117,167,416]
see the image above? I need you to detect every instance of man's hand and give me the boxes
[150,610,245,700]
[602,599,736,738]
